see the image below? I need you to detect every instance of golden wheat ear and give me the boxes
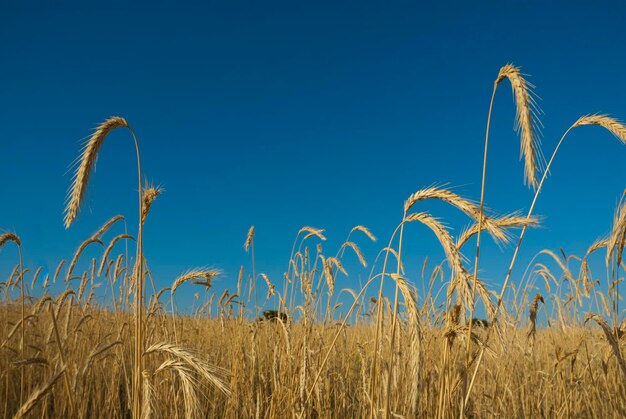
[572,114,626,144]
[608,196,626,267]
[141,184,164,226]
[64,116,129,229]
[244,226,255,251]
[0,232,21,248]
[496,64,542,188]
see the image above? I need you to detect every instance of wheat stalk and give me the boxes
[467,113,626,407]
[0,232,25,404]
[64,116,147,419]
[13,368,65,419]
[390,274,422,413]
[462,64,543,413]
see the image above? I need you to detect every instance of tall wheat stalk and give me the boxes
[64,116,146,419]
[383,210,407,418]
[369,221,404,414]
[244,226,258,319]
[491,115,626,325]
[461,64,541,416]
[465,114,626,406]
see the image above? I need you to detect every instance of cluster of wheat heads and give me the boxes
[1,63,626,418]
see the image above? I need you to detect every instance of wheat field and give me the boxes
[2,63,626,418]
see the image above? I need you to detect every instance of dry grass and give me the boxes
[4,300,626,418]
[2,64,626,418]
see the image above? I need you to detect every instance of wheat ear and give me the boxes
[64,117,129,228]
[496,64,542,187]
[141,184,164,226]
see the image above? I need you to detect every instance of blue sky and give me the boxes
[1,1,626,315]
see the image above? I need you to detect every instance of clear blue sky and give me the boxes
[1,1,626,314]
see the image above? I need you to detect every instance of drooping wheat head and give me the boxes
[0,232,21,248]
[456,213,541,250]
[405,186,510,244]
[171,269,221,295]
[572,114,626,145]
[526,293,544,351]
[496,64,542,188]
[64,117,129,228]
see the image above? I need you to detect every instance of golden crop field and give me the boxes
[1,64,626,418]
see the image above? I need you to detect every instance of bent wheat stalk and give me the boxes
[64,116,146,419]
[465,114,626,406]
[13,368,65,419]
[461,64,542,417]
[493,115,626,324]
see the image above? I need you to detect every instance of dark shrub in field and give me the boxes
[259,310,288,323]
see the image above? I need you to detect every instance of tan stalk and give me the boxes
[64,116,144,419]
[0,233,25,405]
[384,210,407,418]
[466,114,626,405]
[463,65,541,415]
